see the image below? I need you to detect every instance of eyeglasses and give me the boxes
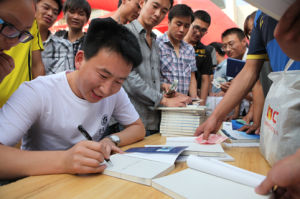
[0,18,33,43]
[222,41,235,50]
[192,25,207,34]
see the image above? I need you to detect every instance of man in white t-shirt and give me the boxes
[0,18,145,179]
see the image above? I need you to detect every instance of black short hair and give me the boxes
[144,0,174,9]
[194,10,211,25]
[83,18,142,69]
[222,27,246,41]
[63,0,91,20]
[244,11,257,39]
[118,0,122,7]
[209,42,225,56]
[168,4,194,22]
[37,0,63,14]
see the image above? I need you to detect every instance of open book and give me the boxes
[103,146,186,186]
[244,0,295,20]
[152,155,268,199]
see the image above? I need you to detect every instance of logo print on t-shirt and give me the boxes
[101,114,108,126]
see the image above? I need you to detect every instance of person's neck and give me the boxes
[167,32,180,49]
[39,26,50,42]
[138,17,153,35]
[111,8,127,24]
[68,29,84,43]
[217,56,226,64]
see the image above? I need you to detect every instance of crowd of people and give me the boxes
[0,0,299,197]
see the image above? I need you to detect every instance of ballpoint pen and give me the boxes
[77,125,113,166]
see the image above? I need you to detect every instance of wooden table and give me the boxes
[0,134,270,199]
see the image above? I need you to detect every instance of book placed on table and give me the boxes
[164,136,227,156]
[219,122,260,147]
[152,155,268,199]
[157,105,207,137]
[102,146,187,186]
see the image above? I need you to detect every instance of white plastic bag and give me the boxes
[260,59,300,165]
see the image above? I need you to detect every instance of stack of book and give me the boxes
[158,106,206,137]
[219,122,260,147]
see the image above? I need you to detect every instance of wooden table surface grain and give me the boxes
[0,134,270,199]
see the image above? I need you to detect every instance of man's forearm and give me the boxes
[0,144,65,179]
[200,75,210,104]
[252,81,265,126]
[189,72,197,98]
[114,119,145,147]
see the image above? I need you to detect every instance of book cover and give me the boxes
[226,58,245,78]
[125,146,187,154]
[221,122,260,143]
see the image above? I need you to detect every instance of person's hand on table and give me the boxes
[238,122,260,135]
[194,115,223,140]
[255,149,300,198]
[0,52,15,83]
[161,93,192,107]
[63,140,122,174]
[220,82,231,93]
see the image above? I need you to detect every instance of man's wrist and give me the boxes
[105,135,120,146]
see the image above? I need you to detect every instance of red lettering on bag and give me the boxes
[273,111,279,124]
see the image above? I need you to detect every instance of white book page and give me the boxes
[152,168,269,199]
[244,0,295,20]
[124,152,180,164]
[103,154,174,185]
[187,155,265,188]
[146,143,225,154]
[166,136,197,142]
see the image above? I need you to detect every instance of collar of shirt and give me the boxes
[160,32,189,51]
[131,20,157,39]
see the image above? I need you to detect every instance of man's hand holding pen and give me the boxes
[63,140,110,174]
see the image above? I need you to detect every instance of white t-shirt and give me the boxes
[0,72,139,150]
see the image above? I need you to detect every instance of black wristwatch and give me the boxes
[106,135,120,146]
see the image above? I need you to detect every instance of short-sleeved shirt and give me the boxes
[193,41,213,88]
[42,33,75,75]
[211,59,229,93]
[123,20,163,131]
[157,33,197,95]
[0,20,44,107]
[0,72,139,150]
[247,11,300,71]
[55,30,85,58]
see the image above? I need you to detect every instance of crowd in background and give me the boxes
[0,0,300,197]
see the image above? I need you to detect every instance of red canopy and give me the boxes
[54,0,237,44]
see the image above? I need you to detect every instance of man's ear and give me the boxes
[241,37,247,47]
[75,50,85,70]
[139,0,145,9]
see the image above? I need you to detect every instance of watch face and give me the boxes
[110,135,120,145]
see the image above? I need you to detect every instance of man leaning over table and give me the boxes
[255,1,300,198]
[195,1,300,197]
[123,0,191,136]
[0,19,145,180]
[157,4,198,98]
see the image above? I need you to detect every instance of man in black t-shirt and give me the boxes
[184,10,214,105]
